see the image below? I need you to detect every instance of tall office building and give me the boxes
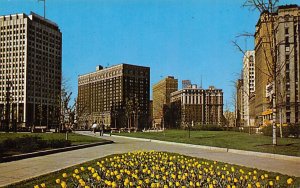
[235,79,244,127]
[77,64,150,130]
[152,76,178,128]
[171,85,223,126]
[0,12,62,129]
[275,5,300,124]
[242,51,255,126]
[255,5,300,125]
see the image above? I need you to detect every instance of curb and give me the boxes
[110,134,300,162]
[0,140,114,163]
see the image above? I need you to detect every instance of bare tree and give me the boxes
[125,98,134,131]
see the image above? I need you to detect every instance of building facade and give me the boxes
[242,51,255,126]
[77,64,150,130]
[0,12,62,129]
[171,85,223,127]
[235,79,244,127]
[182,80,191,89]
[275,5,300,124]
[254,5,300,125]
[152,76,178,128]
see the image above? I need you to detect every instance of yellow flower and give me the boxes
[255,182,261,188]
[112,182,117,188]
[169,182,173,186]
[145,179,150,184]
[163,185,168,188]
[276,176,280,181]
[80,167,85,171]
[269,181,274,186]
[80,181,86,187]
[287,178,293,185]
[34,185,39,188]
[62,173,67,178]
[196,182,200,187]
[175,182,180,187]
[247,184,252,188]
[74,169,79,174]
[40,183,46,188]
[60,181,66,188]
[151,183,156,188]
[264,174,268,178]
[55,179,60,184]
[138,180,143,185]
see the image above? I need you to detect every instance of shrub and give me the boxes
[191,125,224,131]
[47,139,71,148]
[261,124,300,138]
[0,135,72,156]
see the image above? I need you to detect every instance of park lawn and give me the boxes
[0,132,106,158]
[115,130,300,156]
[0,132,104,145]
[4,152,300,188]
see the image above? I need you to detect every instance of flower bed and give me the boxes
[34,151,295,188]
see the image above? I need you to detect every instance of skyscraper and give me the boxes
[77,64,150,130]
[152,76,178,128]
[255,5,300,125]
[243,51,255,126]
[0,12,62,129]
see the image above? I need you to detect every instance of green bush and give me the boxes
[0,135,72,156]
[47,139,71,148]
[190,125,224,131]
[261,124,300,138]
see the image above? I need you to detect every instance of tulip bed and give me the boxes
[28,151,299,188]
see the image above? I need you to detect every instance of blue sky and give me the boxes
[0,0,298,109]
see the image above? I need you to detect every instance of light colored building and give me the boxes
[275,5,300,124]
[171,85,223,126]
[0,12,62,129]
[254,5,300,125]
[152,76,178,128]
[255,11,274,126]
[242,50,255,126]
[78,64,150,130]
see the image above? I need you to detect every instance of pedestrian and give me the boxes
[100,122,104,136]
[92,122,97,134]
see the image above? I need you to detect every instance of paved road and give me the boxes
[0,131,299,187]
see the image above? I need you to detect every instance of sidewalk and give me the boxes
[1,131,300,187]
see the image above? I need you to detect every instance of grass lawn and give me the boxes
[0,132,106,158]
[0,132,104,145]
[115,130,300,156]
[4,151,300,188]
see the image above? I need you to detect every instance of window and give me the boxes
[285,28,289,35]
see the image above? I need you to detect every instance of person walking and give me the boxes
[92,122,98,135]
[100,122,104,136]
